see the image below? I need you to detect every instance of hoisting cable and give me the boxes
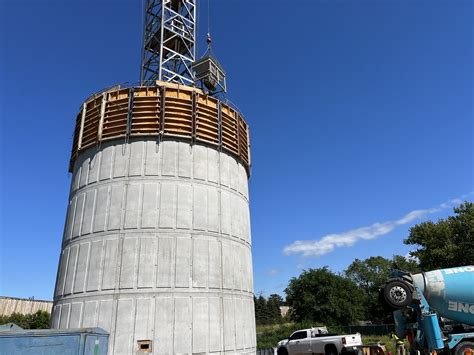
[207,0,211,36]
[206,0,212,54]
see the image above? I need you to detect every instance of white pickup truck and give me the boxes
[276,327,362,355]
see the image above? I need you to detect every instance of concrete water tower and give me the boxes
[51,1,256,354]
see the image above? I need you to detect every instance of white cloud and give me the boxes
[283,195,469,258]
[266,269,279,277]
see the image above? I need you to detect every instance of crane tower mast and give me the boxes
[141,0,196,85]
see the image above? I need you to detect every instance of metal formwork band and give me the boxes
[191,91,197,143]
[126,88,134,138]
[159,86,166,136]
[98,92,107,142]
[218,101,222,151]
[77,103,87,150]
[236,112,241,156]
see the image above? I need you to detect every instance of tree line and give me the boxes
[254,294,286,325]
[256,202,473,326]
[0,311,50,329]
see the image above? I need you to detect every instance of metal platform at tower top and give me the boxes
[140,0,196,86]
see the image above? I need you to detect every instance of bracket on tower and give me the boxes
[141,0,196,86]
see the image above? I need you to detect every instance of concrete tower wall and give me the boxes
[52,138,256,354]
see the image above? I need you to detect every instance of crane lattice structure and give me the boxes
[141,0,196,85]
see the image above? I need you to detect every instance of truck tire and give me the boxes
[325,344,339,355]
[383,280,412,308]
[454,341,474,355]
[277,347,289,355]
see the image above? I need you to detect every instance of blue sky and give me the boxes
[0,0,472,300]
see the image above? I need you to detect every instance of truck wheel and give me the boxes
[277,347,289,355]
[325,344,338,355]
[383,280,412,308]
[454,341,474,355]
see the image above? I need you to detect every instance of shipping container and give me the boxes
[0,327,108,355]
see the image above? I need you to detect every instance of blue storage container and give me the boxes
[0,327,108,355]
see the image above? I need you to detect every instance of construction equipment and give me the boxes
[382,266,474,355]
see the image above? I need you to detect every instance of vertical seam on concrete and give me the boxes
[137,182,143,231]
[134,235,140,290]
[69,245,79,296]
[98,239,105,292]
[173,219,177,290]
[88,189,98,238]
[151,293,156,352]
[171,294,176,354]
[207,292,211,353]
[77,192,86,238]
[65,304,71,329]
[61,248,71,296]
[116,234,124,292]
[110,144,116,182]
[82,242,91,295]
[68,196,79,245]
[131,297,138,354]
[141,139,146,177]
[104,185,111,234]
[77,303,84,329]
[173,182,178,231]
[55,305,62,328]
[109,298,117,355]
[153,227,158,286]
[190,221,194,289]
[96,149,102,183]
[190,294,193,354]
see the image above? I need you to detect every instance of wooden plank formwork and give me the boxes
[69,84,251,176]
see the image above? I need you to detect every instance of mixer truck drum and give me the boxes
[383,279,413,308]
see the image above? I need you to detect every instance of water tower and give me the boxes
[51,1,256,353]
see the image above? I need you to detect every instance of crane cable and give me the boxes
[207,0,212,48]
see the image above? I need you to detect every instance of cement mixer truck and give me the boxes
[382,266,474,355]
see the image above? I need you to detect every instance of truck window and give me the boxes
[289,331,307,340]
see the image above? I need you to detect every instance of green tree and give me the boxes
[0,311,50,329]
[404,202,474,270]
[285,267,364,325]
[391,255,420,274]
[255,294,271,325]
[346,256,391,294]
[255,294,284,325]
[27,311,51,329]
[345,255,419,322]
[267,294,283,324]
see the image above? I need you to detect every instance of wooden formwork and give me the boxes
[69,82,251,175]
